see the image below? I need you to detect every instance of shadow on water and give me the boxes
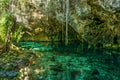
[18,41,120,80]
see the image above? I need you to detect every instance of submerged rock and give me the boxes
[27,50,120,80]
[0,71,18,78]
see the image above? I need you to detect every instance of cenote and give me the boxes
[16,41,120,80]
[0,0,120,80]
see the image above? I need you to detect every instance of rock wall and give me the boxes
[13,0,120,45]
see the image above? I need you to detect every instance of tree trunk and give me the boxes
[4,17,16,52]
[4,30,12,52]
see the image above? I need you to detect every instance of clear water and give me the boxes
[18,42,120,80]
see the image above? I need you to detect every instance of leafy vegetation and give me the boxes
[0,0,120,80]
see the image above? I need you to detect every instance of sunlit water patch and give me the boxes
[18,42,120,80]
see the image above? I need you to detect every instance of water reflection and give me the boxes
[18,41,120,80]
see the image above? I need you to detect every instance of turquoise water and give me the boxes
[18,42,120,80]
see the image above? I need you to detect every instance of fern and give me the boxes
[0,12,13,42]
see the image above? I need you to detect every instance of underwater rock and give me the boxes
[0,71,18,78]
[91,69,99,75]
[49,63,63,72]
